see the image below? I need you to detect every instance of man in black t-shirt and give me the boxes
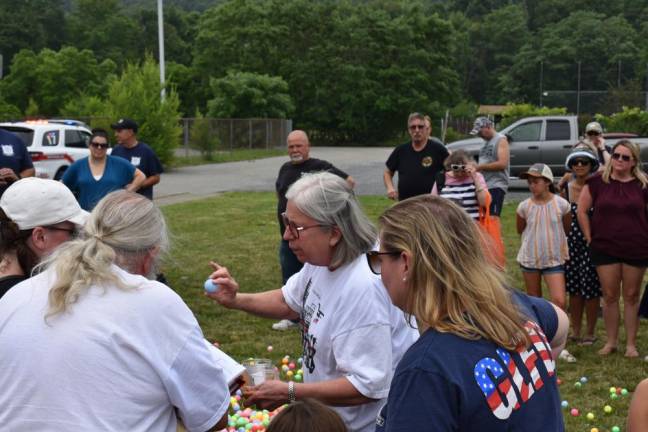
[272,130,355,330]
[384,113,449,201]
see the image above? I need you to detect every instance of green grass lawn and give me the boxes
[162,192,647,431]
[169,148,284,168]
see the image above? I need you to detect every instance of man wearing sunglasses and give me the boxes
[583,122,611,166]
[272,130,355,331]
[111,118,163,200]
[384,112,449,201]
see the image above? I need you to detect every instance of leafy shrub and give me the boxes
[500,103,567,128]
[595,107,648,136]
[191,110,221,160]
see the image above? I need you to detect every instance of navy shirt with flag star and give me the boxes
[375,290,563,432]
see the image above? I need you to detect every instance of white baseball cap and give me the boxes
[0,178,88,230]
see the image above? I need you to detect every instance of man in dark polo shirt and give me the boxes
[272,129,355,330]
[110,118,163,200]
[384,112,449,201]
[0,128,34,197]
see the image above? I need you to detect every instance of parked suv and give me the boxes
[0,120,92,180]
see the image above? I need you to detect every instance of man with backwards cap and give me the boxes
[0,177,88,297]
[110,118,164,200]
[471,116,510,219]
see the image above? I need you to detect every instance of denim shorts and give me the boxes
[519,264,565,275]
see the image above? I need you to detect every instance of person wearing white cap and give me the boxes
[471,117,510,218]
[0,191,230,431]
[583,121,611,166]
[0,177,88,298]
[516,163,574,363]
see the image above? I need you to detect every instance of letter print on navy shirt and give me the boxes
[474,321,555,420]
[300,278,320,374]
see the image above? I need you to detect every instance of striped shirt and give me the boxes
[516,195,570,268]
[432,173,487,220]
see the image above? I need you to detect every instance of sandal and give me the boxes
[579,336,597,346]
[625,347,640,358]
[559,349,577,363]
[598,345,618,355]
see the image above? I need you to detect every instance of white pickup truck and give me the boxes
[446,115,648,176]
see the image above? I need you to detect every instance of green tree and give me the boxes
[207,72,294,118]
[0,0,66,76]
[190,110,221,160]
[502,12,639,103]
[66,0,141,65]
[134,6,199,67]
[0,47,116,115]
[103,57,181,166]
[193,0,459,143]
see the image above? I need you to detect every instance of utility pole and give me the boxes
[576,61,581,115]
[539,60,544,107]
[157,0,166,101]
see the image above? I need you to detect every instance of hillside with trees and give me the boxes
[1,0,647,143]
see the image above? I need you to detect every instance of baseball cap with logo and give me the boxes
[585,121,603,134]
[110,118,139,133]
[0,178,88,230]
[519,163,554,182]
[470,117,494,135]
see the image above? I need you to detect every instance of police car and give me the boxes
[0,120,92,180]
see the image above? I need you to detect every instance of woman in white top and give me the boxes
[0,191,230,432]
[207,172,418,432]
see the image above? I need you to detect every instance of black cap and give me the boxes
[110,118,138,133]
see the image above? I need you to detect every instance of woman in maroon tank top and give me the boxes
[577,140,648,358]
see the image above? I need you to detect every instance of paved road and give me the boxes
[155,147,526,206]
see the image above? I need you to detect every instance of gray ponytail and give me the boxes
[42,191,169,319]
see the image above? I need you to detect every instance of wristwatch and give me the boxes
[288,381,296,404]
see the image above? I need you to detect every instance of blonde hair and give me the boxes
[602,140,648,188]
[41,191,169,319]
[378,195,530,350]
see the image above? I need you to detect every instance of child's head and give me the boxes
[565,147,599,176]
[520,163,556,195]
[266,399,347,432]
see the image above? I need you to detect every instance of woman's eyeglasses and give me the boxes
[281,212,328,239]
[366,250,400,275]
[90,142,109,149]
[611,152,632,162]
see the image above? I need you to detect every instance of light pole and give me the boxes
[157,0,166,101]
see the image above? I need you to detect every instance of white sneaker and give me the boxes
[559,349,577,363]
[272,319,298,331]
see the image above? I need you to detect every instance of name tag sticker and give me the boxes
[1,145,14,156]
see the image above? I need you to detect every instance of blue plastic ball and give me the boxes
[580,376,588,384]
[561,400,569,409]
[204,279,219,293]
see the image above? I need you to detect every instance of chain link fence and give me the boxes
[179,118,292,156]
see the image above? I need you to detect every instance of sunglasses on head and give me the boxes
[450,164,466,171]
[90,142,109,149]
[611,152,632,162]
